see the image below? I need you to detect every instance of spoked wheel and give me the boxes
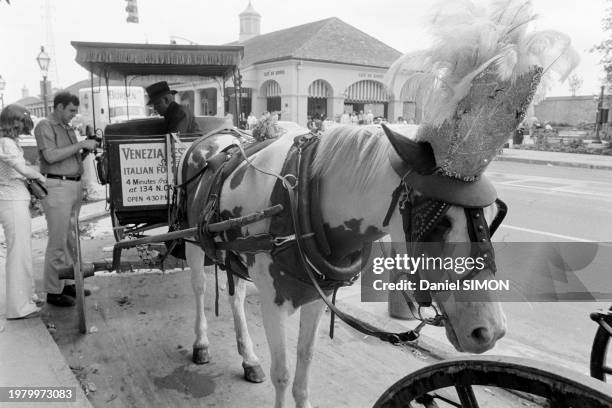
[373,356,612,408]
[591,308,612,382]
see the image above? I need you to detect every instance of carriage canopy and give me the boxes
[71,41,244,83]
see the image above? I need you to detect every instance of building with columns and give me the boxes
[173,3,425,127]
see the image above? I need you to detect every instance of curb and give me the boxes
[495,155,612,171]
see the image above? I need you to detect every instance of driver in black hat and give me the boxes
[145,81,201,134]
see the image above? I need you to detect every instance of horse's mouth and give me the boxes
[436,303,463,351]
[444,322,463,351]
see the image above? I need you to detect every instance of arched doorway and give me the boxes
[400,79,423,124]
[261,80,282,117]
[344,80,389,121]
[307,79,332,119]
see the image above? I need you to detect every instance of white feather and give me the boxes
[386,0,579,125]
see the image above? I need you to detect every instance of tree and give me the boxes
[593,0,612,86]
[568,74,583,96]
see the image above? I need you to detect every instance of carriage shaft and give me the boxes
[110,204,284,271]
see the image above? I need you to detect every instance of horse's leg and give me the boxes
[229,276,265,383]
[260,295,290,408]
[186,243,210,364]
[292,299,326,408]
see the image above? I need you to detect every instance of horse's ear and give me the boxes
[381,124,437,175]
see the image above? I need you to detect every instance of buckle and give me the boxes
[273,235,296,246]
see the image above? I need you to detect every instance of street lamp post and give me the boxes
[0,74,5,109]
[594,85,605,144]
[36,46,51,117]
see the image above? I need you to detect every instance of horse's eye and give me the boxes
[425,216,452,241]
[438,216,452,229]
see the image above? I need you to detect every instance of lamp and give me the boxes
[0,74,5,109]
[36,46,51,116]
[593,86,605,144]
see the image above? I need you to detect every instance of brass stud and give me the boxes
[474,213,480,219]
[478,225,484,231]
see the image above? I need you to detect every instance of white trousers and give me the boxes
[0,200,38,318]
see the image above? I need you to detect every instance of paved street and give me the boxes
[487,161,612,243]
[481,161,611,374]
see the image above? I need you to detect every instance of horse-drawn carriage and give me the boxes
[71,41,245,242]
[64,3,612,406]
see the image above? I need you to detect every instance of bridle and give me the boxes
[382,172,508,325]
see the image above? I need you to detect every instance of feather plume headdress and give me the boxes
[384,0,579,181]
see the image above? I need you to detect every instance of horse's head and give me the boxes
[380,0,579,353]
[382,124,508,353]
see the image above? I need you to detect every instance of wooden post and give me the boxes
[73,218,87,334]
[595,85,604,144]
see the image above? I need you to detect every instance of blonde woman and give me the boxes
[0,104,45,319]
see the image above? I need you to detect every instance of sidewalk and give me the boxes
[0,200,108,407]
[497,147,612,170]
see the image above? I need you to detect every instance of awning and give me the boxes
[345,80,388,103]
[308,80,331,98]
[71,41,244,82]
[263,81,282,97]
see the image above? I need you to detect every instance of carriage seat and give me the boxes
[104,116,233,137]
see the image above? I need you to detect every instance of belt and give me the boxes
[45,174,81,182]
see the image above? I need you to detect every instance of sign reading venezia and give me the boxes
[121,147,165,160]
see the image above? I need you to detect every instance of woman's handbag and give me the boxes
[25,179,48,200]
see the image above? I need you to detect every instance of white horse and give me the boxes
[180,123,506,408]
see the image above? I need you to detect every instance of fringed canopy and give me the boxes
[71,42,244,80]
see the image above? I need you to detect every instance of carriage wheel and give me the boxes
[591,308,612,382]
[373,356,612,408]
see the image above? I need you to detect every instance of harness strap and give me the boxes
[294,135,365,282]
[214,265,220,317]
[489,199,507,236]
[288,146,423,345]
[382,185,404,227]
[329,287,339,339]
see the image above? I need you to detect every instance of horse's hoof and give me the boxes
[242,363,265,383]
[192,347,210,364]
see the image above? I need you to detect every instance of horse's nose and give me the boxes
[469,325,505,348]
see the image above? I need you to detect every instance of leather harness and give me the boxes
[179,131,507,345]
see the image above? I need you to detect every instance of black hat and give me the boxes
[145,81,177,105]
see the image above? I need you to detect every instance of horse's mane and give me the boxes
[311,125,394,193]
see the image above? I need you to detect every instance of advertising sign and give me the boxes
[118,140,191,207]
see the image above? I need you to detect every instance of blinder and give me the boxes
[383,177,508,307]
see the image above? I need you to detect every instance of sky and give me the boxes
[0,0,609,104]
